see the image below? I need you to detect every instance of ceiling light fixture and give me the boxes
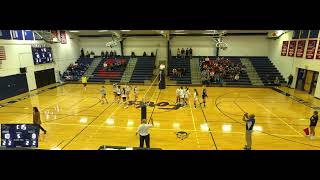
[69,30,80,33]
[121,30,131,32]
[98,30,109,32]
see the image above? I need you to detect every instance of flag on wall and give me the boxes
[299,30,309,39]
[288,41,297,57]
[60,30,67,44]
[316,42,320,60]
[281,41,289,56]
[0,46,6,60]
[306,40,317,59]
[24,30,34,40]
[296,40,306,57]
[309,30,319,39]
[292,30,300,39]
[11,30,24,40]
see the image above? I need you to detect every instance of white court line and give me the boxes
[247,95,304,137]
[188,98,200,147]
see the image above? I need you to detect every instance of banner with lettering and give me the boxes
[316,42,320,59]
[288,41,297,57]
[281,41,289,56]
[296,40,306,58]
[306,40,317,59]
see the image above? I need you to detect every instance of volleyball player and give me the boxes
[310,111,319,140]
[134,86,138,102]
[112,83,117,101]
[100,86,108,104]
[184,87,190,106]
[201,88,208,107]
[116,85,122,103]
[125,84,131,101]
[176,87,181,105]
[122,87,128,108]
[81,76,87,91]
[179,86,185,106]
[194,89,199,108]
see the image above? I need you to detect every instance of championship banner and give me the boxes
[316,41,320,59]
[60,30,67,44]
[288,41,297,57]
[296,40,306,58]
[306,40,317,59]
[281,41,289,56]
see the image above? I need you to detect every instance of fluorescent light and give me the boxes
[175,30,185,32]
[69,30,80,33]
[98,30,109,32]
[121,30,131,32]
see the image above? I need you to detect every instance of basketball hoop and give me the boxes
[33,30,61,44]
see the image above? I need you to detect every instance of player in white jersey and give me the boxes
[112,83,117,101]
[133,86,138,102]
[176,87,181,105]
[179,86,185,106]
[193,89,199,108]
[125,84,131,101]
[116,85,122,103]
[184,87,190,105]
[100,86,108,104]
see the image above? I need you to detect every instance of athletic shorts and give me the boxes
[83,83,87,87]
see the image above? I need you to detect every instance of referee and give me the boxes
[136,118,153,148]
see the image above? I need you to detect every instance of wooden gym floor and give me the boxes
[0,83,319,150]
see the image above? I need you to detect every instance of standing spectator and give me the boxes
[143,52,147,56]
[110,50,114,57]
[177,48,181,58]
[86,51,90,57]
[243,113,255,150]
[105,50,109,58]
[186,48,189,58]
[114,50,117,57]
[288,74,293,88]
[81,48,84,57]
[101,51,105,57]
[151,52,155,57]
[33,107,47,134]
[131,52,136,58]
[189,48,193,58]
[309,111,318,140]
[181,48,185,59]
[136,119,153,148]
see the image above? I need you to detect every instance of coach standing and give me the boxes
[136,119,153,148]
[243,113,255,150]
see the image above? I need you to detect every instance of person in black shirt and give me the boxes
[200,88,208,107]
[310,111,318,140]
[143,52,147,56]
[186,48,189,57]
[189,48,193,58]
[105,50,109,58]
[151,52,154,57]
[181,48,185,59]
[288,74,293,88]
[81,48,84,57]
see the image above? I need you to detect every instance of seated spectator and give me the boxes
[205,56,210,62]
[274,76,280,86]
[172,68,177,77]
[131,52,136,58]
[235,74,240,81]
[143,52,147,56]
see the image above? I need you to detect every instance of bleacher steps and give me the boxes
[190,58,202,85]
[120,58,137,83]
[84,57,103,77]
[240,58,264,86]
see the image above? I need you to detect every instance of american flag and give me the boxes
[0,46,6,60]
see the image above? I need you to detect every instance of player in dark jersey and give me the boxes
[201,88,208,107]
[310,111,318,140]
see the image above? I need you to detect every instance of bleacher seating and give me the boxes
[63,57,93,81]
[129,56,156,83]
[88,57,130,83]
[199,57,251,86]
[169,57,191,84]
[249,57,286,86]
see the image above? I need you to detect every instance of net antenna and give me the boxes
[106,31,122,48]
[33,30,61,44]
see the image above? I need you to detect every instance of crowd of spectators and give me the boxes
[103,58,127,72]
[176,48,193,59]
[63,62,90,81]
[200,57,246,85]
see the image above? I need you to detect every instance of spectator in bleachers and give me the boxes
[81,48,84,57]
[186,48,189,58]
[235,73,240,81]
[143,52,147,56]
[101,51,105,57]
[189,48,193,58]
[110,50,114,57]
[131,52,136,58]
[177,48,181,58]
[105,50,109,58]
[274,76,280,86]
[181,48,185,59]
[151,52,155,57]
[172,68,177,77]
[114,50,117,57]
[86,51,90,57]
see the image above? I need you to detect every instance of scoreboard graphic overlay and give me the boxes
[1,124,39,148]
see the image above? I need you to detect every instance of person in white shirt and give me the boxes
[125,84,131,101]
[112,83,117,101]
[116,85,121,103]
[179,87,185,106]
[184,87,190,105]
[100,86,108,104]
[194,89,199,108]
[133,86,138,102]
[136,119,153,148]
[122,88,128,108]
[176,87,181,105]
